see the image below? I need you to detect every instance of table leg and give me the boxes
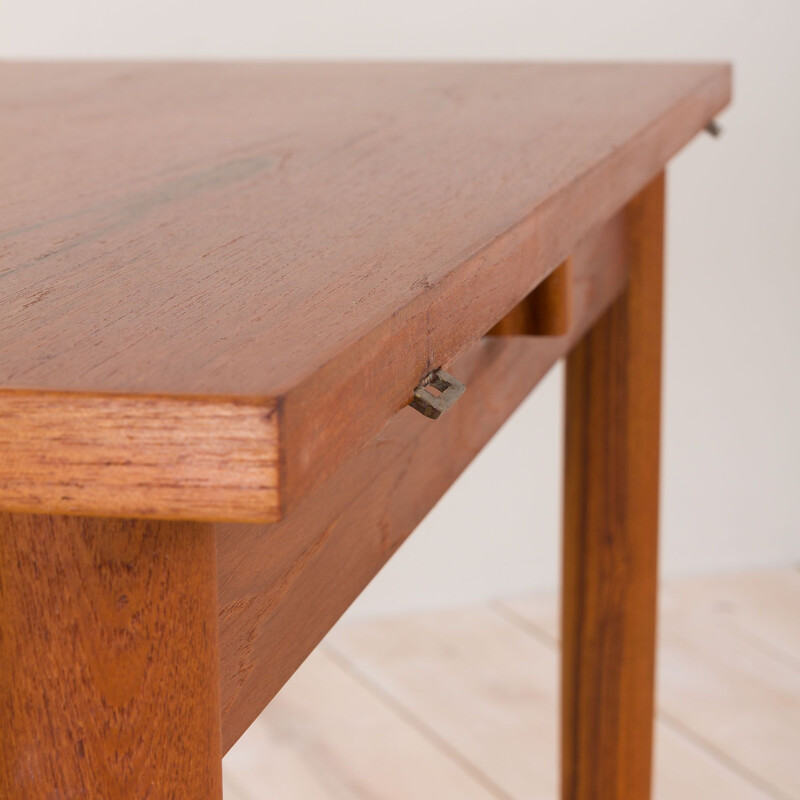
[561,172,664,800]
[0,512,223,799]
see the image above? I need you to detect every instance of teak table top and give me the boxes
[0,62,731,523]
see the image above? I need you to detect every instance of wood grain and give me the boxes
[0,392,279,522]
[0,512,223,798]
[216,207,630,752]
[0,62,731,520]
[561,173,665,800]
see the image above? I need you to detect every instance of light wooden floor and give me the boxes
[222,568,800,799]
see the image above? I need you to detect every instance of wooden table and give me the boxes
[0,62,731,799]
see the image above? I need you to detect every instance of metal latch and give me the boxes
[409,369,466,420]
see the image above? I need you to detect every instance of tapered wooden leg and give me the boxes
[0,513,223,799]
[561,172,664,800]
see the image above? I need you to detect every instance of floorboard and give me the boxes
[223,568,798,799]
[223,648,499,800]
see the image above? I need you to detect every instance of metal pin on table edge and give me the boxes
[409,368,466,420]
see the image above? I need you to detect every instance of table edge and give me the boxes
[1,63,732,522]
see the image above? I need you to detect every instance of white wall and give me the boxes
[3,0,798,616]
